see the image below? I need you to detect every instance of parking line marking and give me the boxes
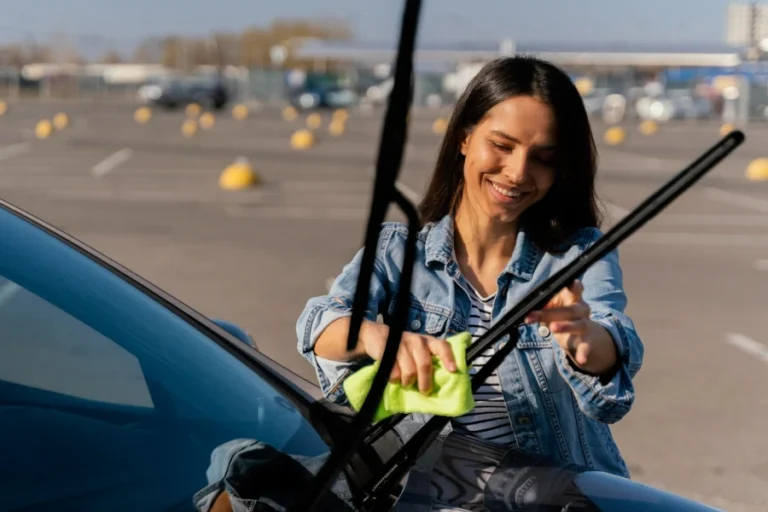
[395,181,422,204]
[726,333,768,364]
[0,281,21,306]
[626,233,768,247]
[225,205,366,221]
[705,187,768,214]
[91,148,133,177]
[604,201,629,220]
[656,214,768,227]
[0,142,31,161]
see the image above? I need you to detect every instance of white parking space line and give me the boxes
[225,205,366,221]
[705,187,768,214]
[656,214,768,227]
[395,181,422,204]
[0,281,21,307]
[603,201,629,221]
[726,333,768,365]
[91,148,133,178]
[0,142,31,162]
[626,233,768,247]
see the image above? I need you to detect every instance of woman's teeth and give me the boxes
[490,182,524,198]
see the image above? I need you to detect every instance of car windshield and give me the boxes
[0,205,328,511]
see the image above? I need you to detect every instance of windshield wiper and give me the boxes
[292,1,424,510]
[357,130,745,510]
[362,128,747,447]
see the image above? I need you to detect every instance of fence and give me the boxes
[1,64,767,124]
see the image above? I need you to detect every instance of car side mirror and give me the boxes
[212,319,258,350]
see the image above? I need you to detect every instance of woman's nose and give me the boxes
[502,151,532,184]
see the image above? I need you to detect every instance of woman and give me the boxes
[296,56,643,478]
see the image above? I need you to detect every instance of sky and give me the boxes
[0,0,738,53]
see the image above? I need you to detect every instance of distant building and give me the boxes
[295,40,745,70]
[726,1,768,47]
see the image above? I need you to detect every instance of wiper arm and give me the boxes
[292,1,423,510]
[362,129,747,446]
[358,130,745,510]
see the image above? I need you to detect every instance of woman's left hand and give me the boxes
[524,280,617,375]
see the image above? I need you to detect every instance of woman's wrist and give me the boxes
[571,321,618,375]
[354,320,389,359]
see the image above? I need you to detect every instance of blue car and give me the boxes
[0,196,723,511]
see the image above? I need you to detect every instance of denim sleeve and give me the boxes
[554,233,644,424]
[296,232,393,405]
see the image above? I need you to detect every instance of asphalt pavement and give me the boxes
[1,99,767,511]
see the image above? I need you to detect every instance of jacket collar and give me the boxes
[424,214,541,282]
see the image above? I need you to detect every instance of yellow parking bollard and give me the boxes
[746,158,768,182]
[328,119,346,137]
[181,119,198,137]
[720,122,735,136]
[134,106,152,124]
[0,101,7,116]
[638,120,658,136]
[232,104,249,120]
[35,120,53,139]
[291,129,315,150]
[332,108,348,123]
[432,117,448,135]
[603,126,627,146]
[282,106,298,121]
[53,112,69,130]
[306,112,322,130]
[219,157,260,190]
[199,112,216,130]
[186,103,202,117]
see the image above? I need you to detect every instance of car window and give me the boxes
[0,276,153,407]
[0,207,328,512]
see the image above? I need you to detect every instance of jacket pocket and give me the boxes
[514,324,568,395]
[388,297,451,337]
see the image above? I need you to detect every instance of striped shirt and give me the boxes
[450,281,517,446]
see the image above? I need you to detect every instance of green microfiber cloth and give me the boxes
[343,332,475,423]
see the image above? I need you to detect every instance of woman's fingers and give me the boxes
[410,337,435,394]
[375,333,457,392]
[389,361,401,383]
[396,345,417,388]
[427,338,457,372]
[550,319,591,335]
[568,279,584,297]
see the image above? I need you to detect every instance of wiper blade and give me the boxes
[359,130,745,510]
[292,1,423,510]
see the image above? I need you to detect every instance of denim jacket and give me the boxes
[296,214,644,478]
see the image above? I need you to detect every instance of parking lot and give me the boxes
[1,100,767,511]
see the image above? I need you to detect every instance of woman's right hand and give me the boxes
[362,326,457,395]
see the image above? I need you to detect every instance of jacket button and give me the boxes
[538,325,551,338]
[517,415,531,425]
[410,319,422,331]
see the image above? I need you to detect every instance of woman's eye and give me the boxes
[490,141,510,152]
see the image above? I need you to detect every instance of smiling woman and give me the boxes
[297,55,644,482]
[420,56,601,254]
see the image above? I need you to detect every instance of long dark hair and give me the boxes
[418,56,602,253]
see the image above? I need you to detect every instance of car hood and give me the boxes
[391,430,720,511]
[246,359,720,511]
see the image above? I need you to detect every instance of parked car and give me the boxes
[0,195,723,511]
[139,77,230,111]
[289,86,359,111]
